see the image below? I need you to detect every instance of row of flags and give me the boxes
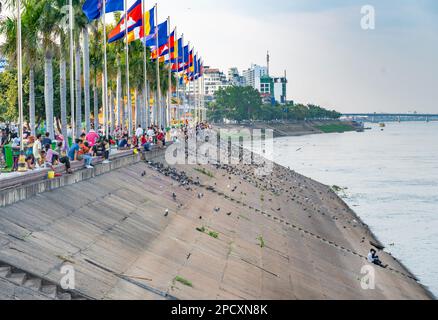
[83,0,204,83]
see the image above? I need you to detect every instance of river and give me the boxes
[271,121,438,296]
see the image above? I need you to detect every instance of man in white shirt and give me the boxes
[135,125,144,138]
[33,133,42,168]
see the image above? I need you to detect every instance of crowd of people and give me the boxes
[0,120,213,175]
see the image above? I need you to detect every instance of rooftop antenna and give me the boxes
[267,51,270,77]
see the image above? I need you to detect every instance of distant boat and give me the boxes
[379,123,386,128]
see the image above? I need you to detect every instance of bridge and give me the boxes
[342,113,438,123]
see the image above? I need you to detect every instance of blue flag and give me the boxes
[83,0,124,21]
[145,21,168,48]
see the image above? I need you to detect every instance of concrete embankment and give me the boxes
[217,120,357,138]
[0,147,433,300]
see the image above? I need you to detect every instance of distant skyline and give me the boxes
[152,0,438,113]
[2,1,438,113]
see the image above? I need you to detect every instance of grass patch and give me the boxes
[208,231,219,239]
[316,124,356,133]
[196,226,206,233]
[174,276,193,287]
[196,226,219,239]
[257,236,265,248]
[194,167,215,178]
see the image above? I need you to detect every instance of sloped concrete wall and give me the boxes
[0,147,167,208]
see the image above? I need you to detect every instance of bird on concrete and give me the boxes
[214,207,221,213]
[164,209,169,217]
[172,193,177,200]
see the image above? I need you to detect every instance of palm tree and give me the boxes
[82,24,91,132]
[89,21,102,130]
[0,0,41,135]
[36,0,63,138]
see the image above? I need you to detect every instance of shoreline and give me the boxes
[216,120,357,138]
[0,139,434,299]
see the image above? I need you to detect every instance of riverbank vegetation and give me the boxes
[316,124,356,133]
[207,86,342,123]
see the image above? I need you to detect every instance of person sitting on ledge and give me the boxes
[118,134,130,149]
[368,249,388,268]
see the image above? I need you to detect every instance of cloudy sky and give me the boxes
[3,1,437,113]
[149,0,438,113]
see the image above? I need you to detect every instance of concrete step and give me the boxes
[57,292,72,300]
[23,278,42,291]
[41,284,57,298]
[7,272,27,285]
[0,266,11,277]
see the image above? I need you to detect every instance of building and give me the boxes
[228,68,246,87]
[202,66,230,102]
[242,64,267,92]
[260,74,287,105]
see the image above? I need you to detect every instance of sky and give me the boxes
[2,1,438,113]
[144,0,438,113]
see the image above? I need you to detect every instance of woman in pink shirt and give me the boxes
[85,129,100,147]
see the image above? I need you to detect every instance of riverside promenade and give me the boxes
[0,145,434,300]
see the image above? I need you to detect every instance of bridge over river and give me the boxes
[342,113,438,123]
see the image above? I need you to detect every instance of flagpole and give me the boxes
[154,5,162,128]
[69,0,75,142]
[166,19,171,128]
[102,1,109,139]
[176,33,181,122]
[194,51,198,124]
[142,0,148,129]
[124,0,132,136]
[15,0,28,172]
[102,73,106,137]
[183,41,188,125]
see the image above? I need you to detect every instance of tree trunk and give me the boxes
[29,67,35,136]
[110,90,115,134]
[75,45,82,134]
[116,59,122,128]
[127,88,132,135]
[82,27,91,132]
[146,81,150,128]
[122,91,127,129]
[60,56,68,139]
[93,76,99,130]
[134,88,138,128]
[44,54,54,139]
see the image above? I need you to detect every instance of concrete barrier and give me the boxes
[0,146,168,208]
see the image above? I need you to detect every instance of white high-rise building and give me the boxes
[228,68,246,87]
[242,64,267,91]
[202,66,230,102]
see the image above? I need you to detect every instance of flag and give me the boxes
[126,6,155,44]
[108,0,142,43]
[149,21,170,60]
[169,31,178,62]
[83,0,124,21]
[146,21,168,48]
[187,50,194,77]
[178,45,189,72]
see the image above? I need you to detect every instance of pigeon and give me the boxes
[164,209,169,217]
[172,193,177,200]
[227,212,232,216]
[214,207,220,213]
